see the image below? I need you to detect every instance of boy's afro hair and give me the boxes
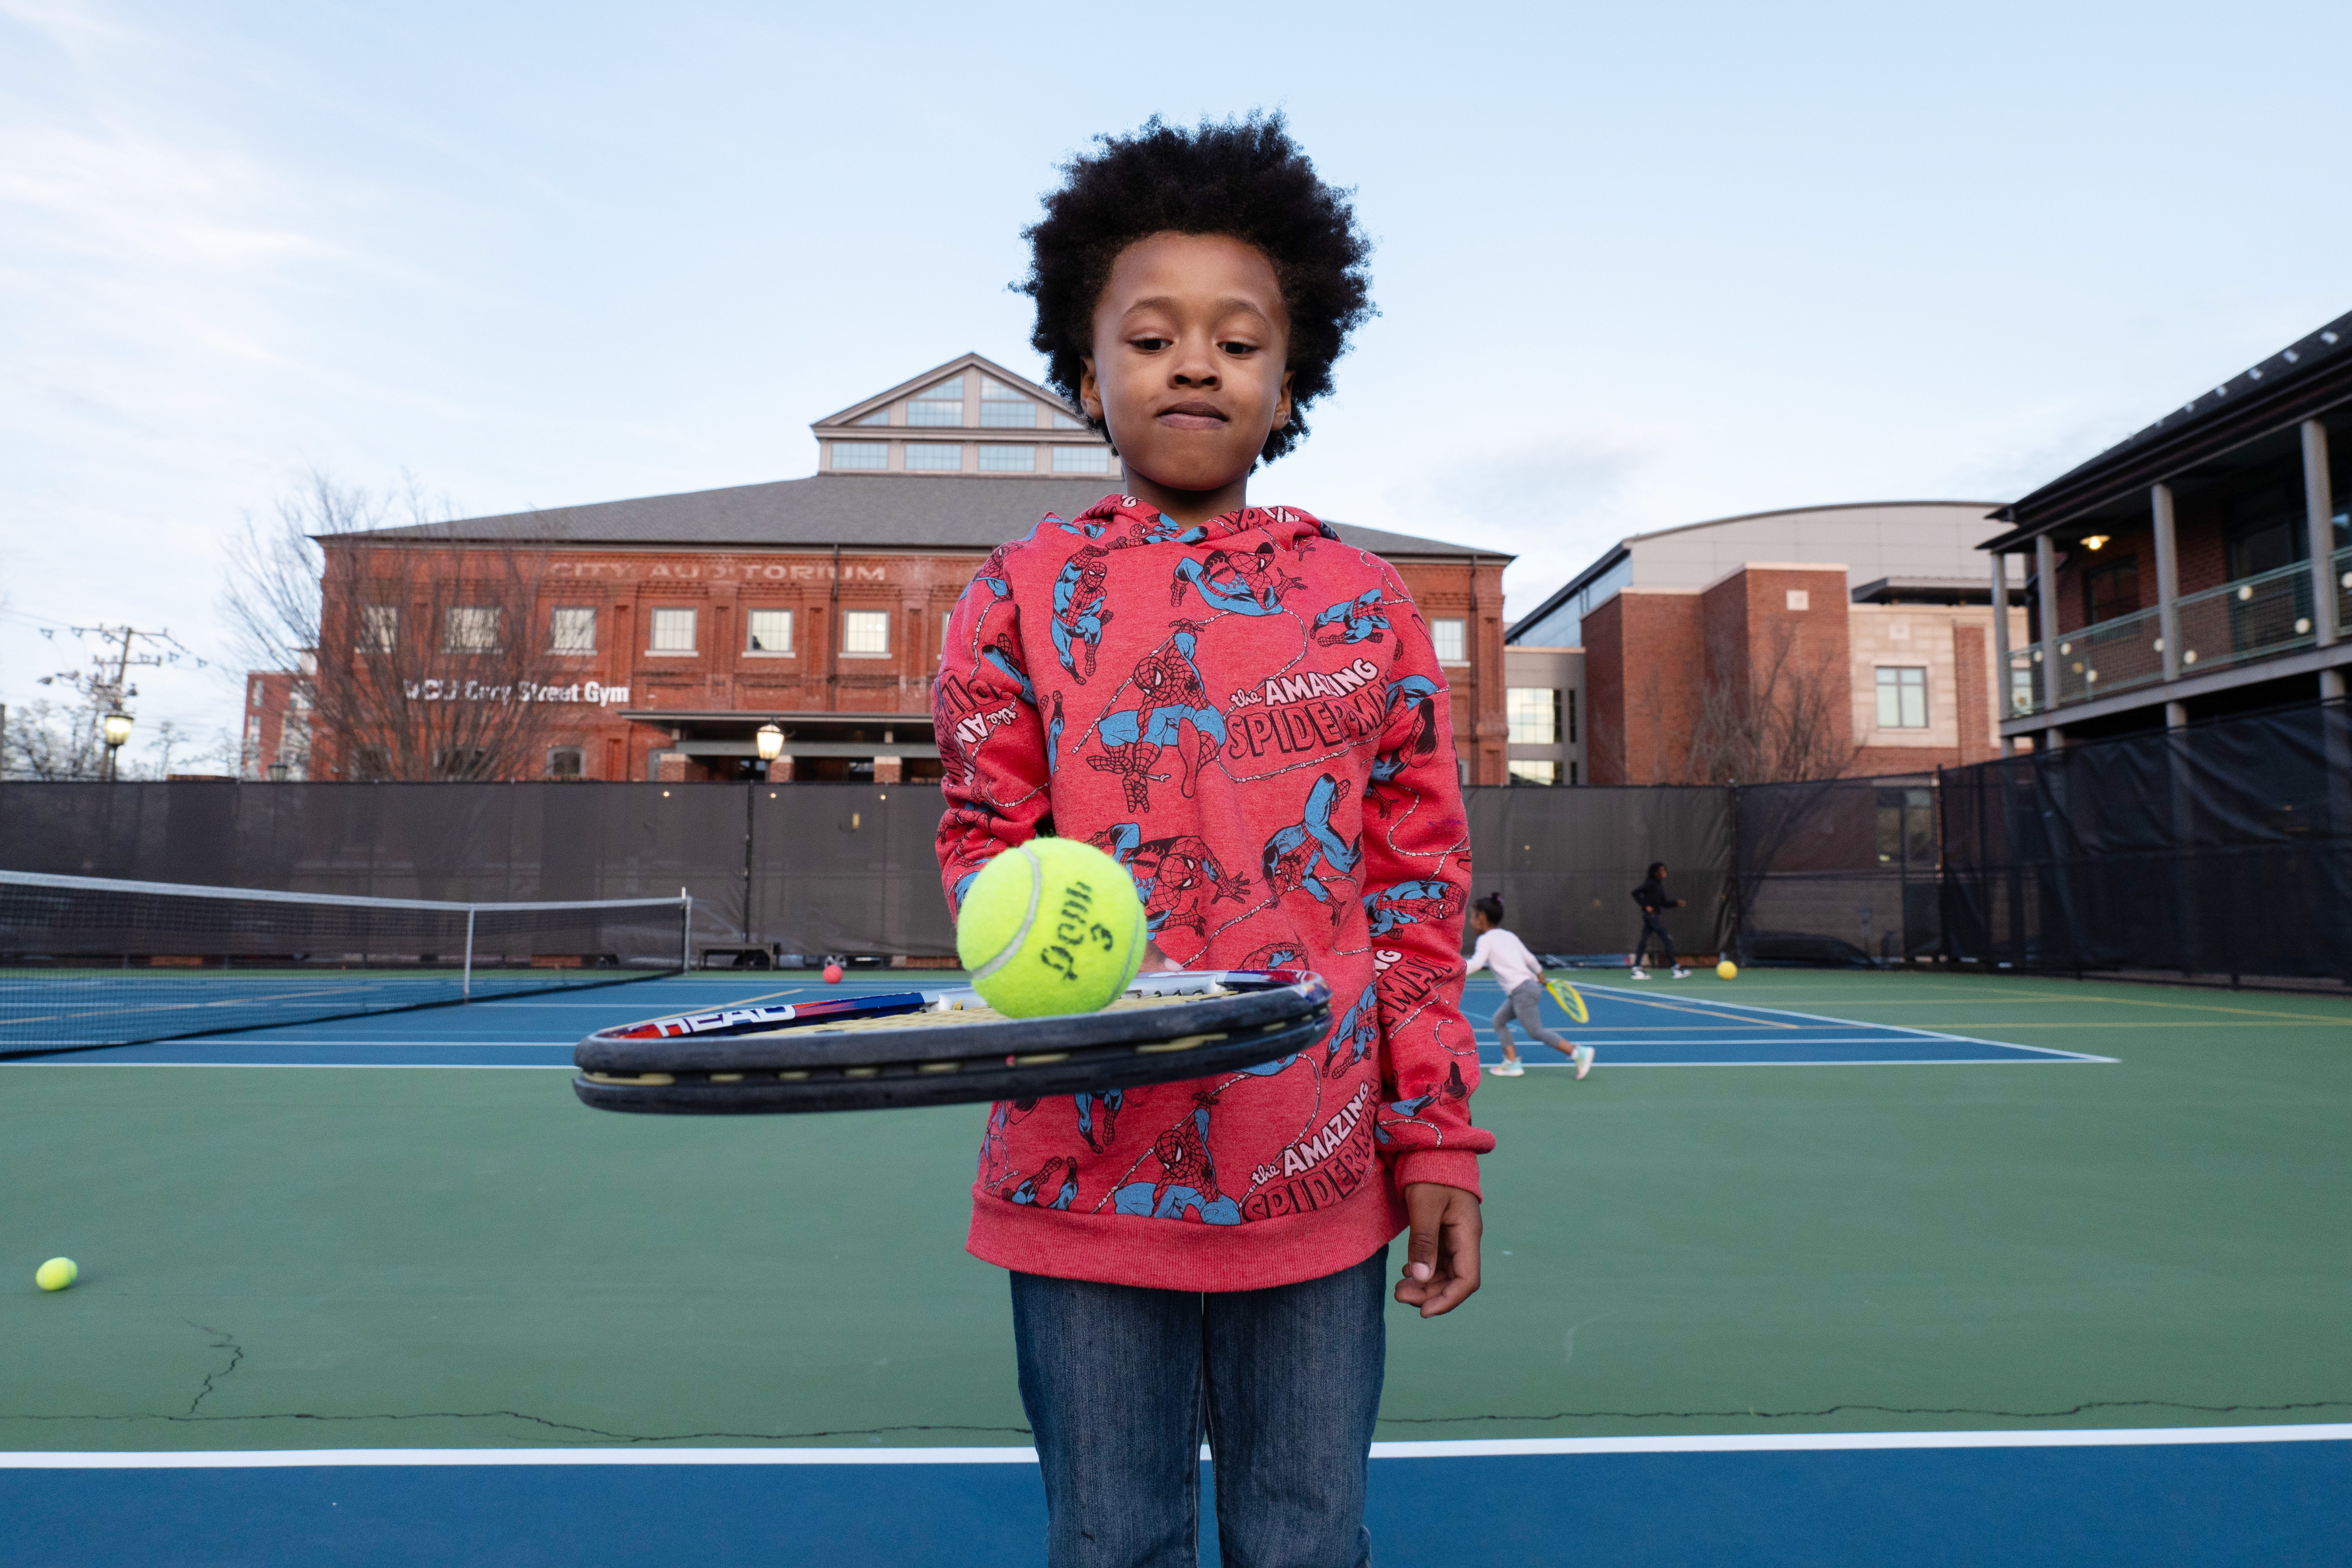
[1018,112,1374,465]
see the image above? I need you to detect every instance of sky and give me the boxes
[4,0,2349,756]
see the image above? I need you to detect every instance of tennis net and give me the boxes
[0,870,691,1056]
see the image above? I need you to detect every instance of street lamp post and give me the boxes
[755,721,785,774]
[101,710,134,782]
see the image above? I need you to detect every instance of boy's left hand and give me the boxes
[1396,1183,1481,1317]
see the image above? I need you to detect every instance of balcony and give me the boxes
[2007,555,2341,717]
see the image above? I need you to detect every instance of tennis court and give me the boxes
[6,964,2347,1563]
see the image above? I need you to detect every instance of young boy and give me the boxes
[933,115,1490,1567]
[1465,892,1592,1080]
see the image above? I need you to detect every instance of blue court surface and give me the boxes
[5,1429,2345,1567]
[9,971,2109,1069]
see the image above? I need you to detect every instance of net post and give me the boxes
[463,907,476,1000]
[681,886,693,975]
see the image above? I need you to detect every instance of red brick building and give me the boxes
[278,355,1511,784]
[1508,503,2027,784]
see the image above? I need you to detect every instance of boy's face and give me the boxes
[1079,232,1294,500]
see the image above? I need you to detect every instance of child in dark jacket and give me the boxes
[933,114,1489,1567]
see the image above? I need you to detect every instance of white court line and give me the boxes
[5,1424,2342,1466]
[1564,983,2108,1063]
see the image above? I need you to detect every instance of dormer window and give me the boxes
[855,408,891,426]
[908,377,964,426]
[980,377,1036,428]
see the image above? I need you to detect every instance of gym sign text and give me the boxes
[403,679,632,705]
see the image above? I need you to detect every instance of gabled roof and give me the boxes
[337,473,1496,560]
[1982,309,2352,549]
[811,352,1079,430]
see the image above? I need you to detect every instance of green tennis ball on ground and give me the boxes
[35,1258,77,1292]
[1717,960,1739,980]
[957,839,1146,1018]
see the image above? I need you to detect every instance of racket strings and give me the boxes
[793,987,1230,1034]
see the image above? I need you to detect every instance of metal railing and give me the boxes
[2007,556,2335,717]
[2175,558,2317,674]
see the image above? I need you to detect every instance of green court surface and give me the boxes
[3,968,2348,1453]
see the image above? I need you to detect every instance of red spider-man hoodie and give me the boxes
[934,494,1492,1292]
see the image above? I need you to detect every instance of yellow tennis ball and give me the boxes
[35,1258,77,1292]
[956,839,1146,1018]
[1716,960,1739,980]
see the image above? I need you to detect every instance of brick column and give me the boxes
[767,756,794,783]
[873,755,904,784]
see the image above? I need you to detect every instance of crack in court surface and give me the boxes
[184,1323,243,1416]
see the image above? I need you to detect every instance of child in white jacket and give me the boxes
[1465,893,1594,1079]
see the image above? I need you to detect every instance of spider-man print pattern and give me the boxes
[938,495,1491,1292]
[1312,587,1391,646]
[1090,824,1252,939]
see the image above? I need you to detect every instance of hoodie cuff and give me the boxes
[1394,1150,1483,1199]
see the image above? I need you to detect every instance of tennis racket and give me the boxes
[572,969,1332,1115]
[1543,974,1590,1024]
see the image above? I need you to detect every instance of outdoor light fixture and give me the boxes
[100,709,134,780]
[268,762,289,782]
[2080,534,2111,551]
[755,722,785,763]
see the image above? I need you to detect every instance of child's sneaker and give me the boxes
[1628,967,1648,980]
[1671,966,1690,980]
[1491,1059,1524,1077]
[1572,1044,1595,1080]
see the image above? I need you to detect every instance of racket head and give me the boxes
[572,969,1331,1115]
[1544,976,1590,1024]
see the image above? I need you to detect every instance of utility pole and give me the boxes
[37,624,207,778]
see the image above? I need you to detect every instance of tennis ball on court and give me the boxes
[1716,960,1739,980]
[957,840,1145,1018]
[35,1258,77,1292]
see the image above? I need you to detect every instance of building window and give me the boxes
[855,408,891,426]
[1875,666,1928,728]
[907,377,964,426]
[2082,556,2141,625]
[905,443,965,472]
[1566,689,1578,743]
[1507,760,1557,786]
[980,445,1035,472]
[443,606,500,652]
[2010,661,2035,715]
[1052,445,1111,474]
[842,610,890,655]
[1052,410,1086,429]
[747,609,793,653]
[650,608,697,653]
[830,441,887,470]
[1506,687,1559,744]
[1432,618,1467,664]
[1570,760,1579,785]
[359,605,397,653]
[550,607,595,653]
[546,746,585,780]
[980,378,1035,428]
[942,609,953,648]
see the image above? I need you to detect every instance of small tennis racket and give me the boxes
[1543,974,1590,1024]
[573,969,1331,1115]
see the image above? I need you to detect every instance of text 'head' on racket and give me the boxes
[572,969,1332,1115]
[1543,975,1590,1024]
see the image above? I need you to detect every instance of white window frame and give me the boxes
[549,606,596,654]
[1051,445,1111,474]
[648,607,698,655]
[443,606,501,653]
[840,609,891,657]
[904,443,965,472]
[1505,686,1558,745]
[830,441,887,470]
[980,445,1036,472]
[907,379,965,426]
[745,608,794,656]
[1432,618,1468,665]
[358,605,398,654]
[1875,666,1929,729]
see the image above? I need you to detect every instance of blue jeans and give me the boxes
[1010,1243,1388,1568]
